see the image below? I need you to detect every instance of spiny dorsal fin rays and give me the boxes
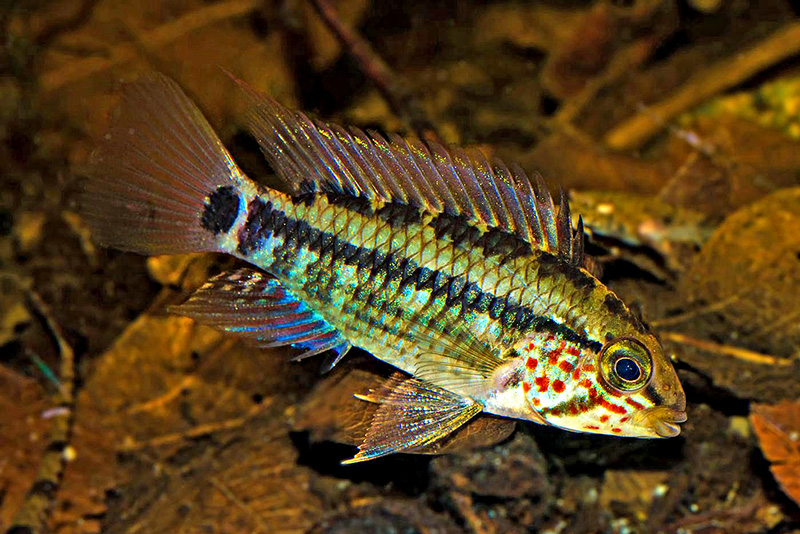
[557,188,573,259]
[573,215,586,266]
[232,75,583,261]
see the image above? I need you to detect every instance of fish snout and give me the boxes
[647,405,687,438]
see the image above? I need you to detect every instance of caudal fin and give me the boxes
[80,74,248,255]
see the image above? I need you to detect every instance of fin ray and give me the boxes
[232,76,582,261]
[81,73,247,255]
[343,375,482,464]
[170,268,350,363]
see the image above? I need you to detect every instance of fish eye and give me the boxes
[614,357,641,382]
[600,338,652,393]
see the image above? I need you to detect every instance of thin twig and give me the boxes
[661,331,793,367]
[605,22,800,151]
[118,400,273,452]
[40,0,262,93]
[34,0,101,47]
[307,0,441,143]
[650,296,740,328]
[1,273,76,534]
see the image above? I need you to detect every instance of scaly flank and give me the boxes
[80,74,686,463]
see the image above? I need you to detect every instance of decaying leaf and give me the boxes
[682,187,800,359]
[430,432,549,501]
[52,312,310,533]
[104,418,323,534]
[146,252,237,292]
[0,367,51,529]
[751,400,800,507]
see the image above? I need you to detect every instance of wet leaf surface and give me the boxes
[682,187,800,358]
[751,400,800,507]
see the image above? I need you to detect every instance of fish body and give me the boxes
[82,74,686,462]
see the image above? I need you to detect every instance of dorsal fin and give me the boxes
[233,77,582,264]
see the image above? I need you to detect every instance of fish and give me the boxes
[80,73,687,463]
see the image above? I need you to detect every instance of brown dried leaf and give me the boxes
[542,1,677,98]
[54,313,306,533]
[106,418,322,534]
[682,187,800,359]
[751,400,800,506]
[146,252,235,291]
[0,367,50,529]
[525,131,667,193]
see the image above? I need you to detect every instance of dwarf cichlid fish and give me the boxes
[81,74,686,463]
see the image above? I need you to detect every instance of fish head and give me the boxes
[517,332,686,438]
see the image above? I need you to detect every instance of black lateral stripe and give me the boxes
[325,191,374,216]
[242,195,601,348]
[237,198,274,255]
[431,212,532,260]
[375,200,422,226]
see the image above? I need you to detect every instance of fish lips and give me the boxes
[647,406,688,438]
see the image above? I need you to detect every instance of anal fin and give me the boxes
[170,268,350,364]
[343,374,483,464]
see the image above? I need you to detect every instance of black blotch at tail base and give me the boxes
[201,186,240,235]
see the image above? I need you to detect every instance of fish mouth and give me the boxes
[646,407,687,438]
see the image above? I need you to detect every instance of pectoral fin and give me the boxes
[343,374,483,464]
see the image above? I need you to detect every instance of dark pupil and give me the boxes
[614,357,641,382]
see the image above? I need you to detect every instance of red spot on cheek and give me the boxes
[584,425,599,430]
[582,363,595,372]
[572,369,582,380]
[579,378,593,389]
[552,379,565,393]
[534,376,550,393]
[569,405,579,415]
[612,428,622,433]
[620,416,629,423]
[565,346,580,357]
[532,397,540,406]
[625,398,645,410]
[526,357,538,371]
[600,415,610,423]
[547,343,564,365]
[522,382,531,393]
[559,361,574,374]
